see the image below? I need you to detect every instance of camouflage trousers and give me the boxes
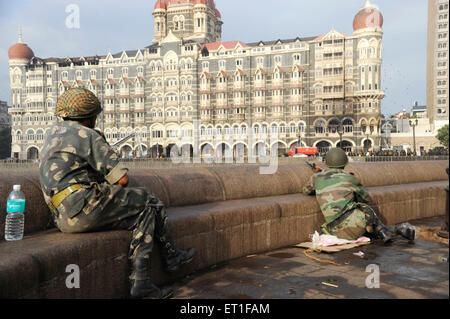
[320,203,381,240]
[52,184,170,280]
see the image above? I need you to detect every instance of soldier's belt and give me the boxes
[50,184,83,210]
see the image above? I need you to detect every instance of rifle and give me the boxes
[306,161,323,173]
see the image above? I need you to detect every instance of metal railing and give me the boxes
[363,155,449,162]
[0,155,448,170]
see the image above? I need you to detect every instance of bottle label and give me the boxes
[6,199,25,213]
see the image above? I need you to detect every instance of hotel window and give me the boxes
[315,121,325,134]
[289,123,296,134]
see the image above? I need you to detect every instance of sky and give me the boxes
[0,0,429,116]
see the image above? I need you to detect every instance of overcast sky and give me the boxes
[0,0,428,116]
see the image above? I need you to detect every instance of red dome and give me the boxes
[155,0,197,10]
[353,1,383,31]
[215,8,221,18]
[194,0,217,10]
[8,42,34,60]
[154,0,167,10]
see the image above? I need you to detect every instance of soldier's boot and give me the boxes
[159,235,196,273]
[130,258,173,299]
[375,225,397,244]
[394,223,416,242]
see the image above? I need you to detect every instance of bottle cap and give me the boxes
[13,185,21,191]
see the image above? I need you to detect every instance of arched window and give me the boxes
[327,119,340,133]
[27,129,35,141]
[271,124,278,134]
[290,123,296,134]
[233,125,240,135]
[261,124,268,134]
[315,120,326,134]
[343,119,353,133]
[298,123,305,133]
[36,129,44,141]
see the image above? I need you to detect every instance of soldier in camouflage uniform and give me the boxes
[39,88,195,299]
[303,148,416,242]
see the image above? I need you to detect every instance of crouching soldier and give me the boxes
[39,88,195,299]
[303,148,415,243]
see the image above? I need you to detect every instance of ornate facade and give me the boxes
[8,0,384,160]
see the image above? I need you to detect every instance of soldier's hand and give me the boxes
[117,174,129,187]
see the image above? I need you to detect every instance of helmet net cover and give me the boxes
[56,88,102,120]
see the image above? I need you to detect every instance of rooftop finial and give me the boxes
[18,25,23,43]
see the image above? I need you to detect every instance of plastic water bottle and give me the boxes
[5,185,25,241]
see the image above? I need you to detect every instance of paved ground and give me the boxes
[172,217,449,299]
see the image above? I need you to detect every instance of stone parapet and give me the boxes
[0,161,448,298]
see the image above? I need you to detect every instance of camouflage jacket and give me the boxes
[39,120,128,217]
[302,168,370,224]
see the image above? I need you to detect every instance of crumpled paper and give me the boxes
[311,231,371,249]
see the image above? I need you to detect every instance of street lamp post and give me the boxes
[409,119,418,155]
[338,125,344,150]
[298,124,302,148]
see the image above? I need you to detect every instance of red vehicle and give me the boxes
[288,147,318,157]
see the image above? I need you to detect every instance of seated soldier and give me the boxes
[39,88,195,299]
[303,148,415,243]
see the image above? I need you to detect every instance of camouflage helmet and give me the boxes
[325,148,349,168]
[56,88,102,119]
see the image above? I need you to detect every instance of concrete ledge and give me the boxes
[0,161,448,238]
[0,161,448,298]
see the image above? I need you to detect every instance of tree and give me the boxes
[0,127,12,159]
[436,124,449,148]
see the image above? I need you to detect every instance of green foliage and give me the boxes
[436,124,449,148]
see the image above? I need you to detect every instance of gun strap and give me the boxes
[326,205,358,230]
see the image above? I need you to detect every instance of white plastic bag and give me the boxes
[311,231,370,249]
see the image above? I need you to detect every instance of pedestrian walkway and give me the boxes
[172,217,449,299]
